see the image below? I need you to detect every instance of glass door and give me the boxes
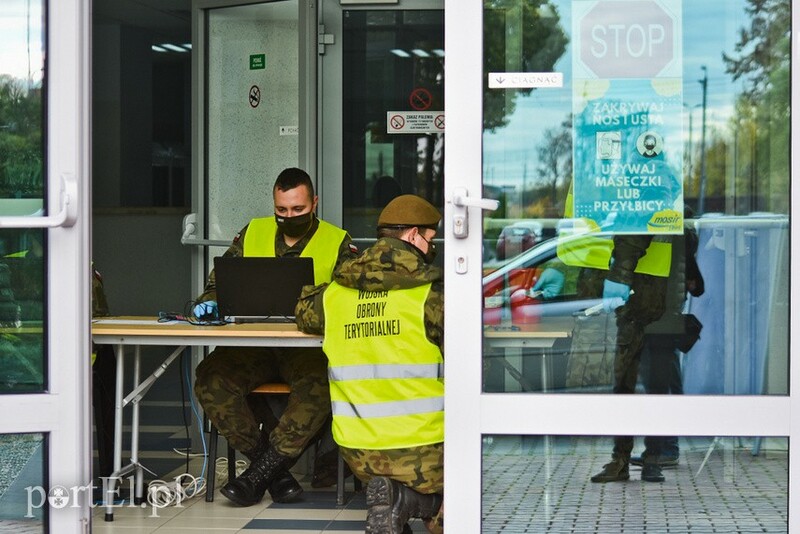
[190,0,317,294]
[0,0,91,532]
[319,0,444,242]
[445,0,794,532]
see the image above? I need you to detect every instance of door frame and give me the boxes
[442,1,799,532]
[0,0,93,531]
[318,0,444,228]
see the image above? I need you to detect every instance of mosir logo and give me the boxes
[579,0,676,78]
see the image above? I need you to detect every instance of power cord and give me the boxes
[157,300,228,326]
[145,350,212,508]
[147,474,206,507]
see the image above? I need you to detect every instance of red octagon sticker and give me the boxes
[579,0,675,78]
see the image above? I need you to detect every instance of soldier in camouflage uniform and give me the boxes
[193,168,357,506]
[296,195,444,534]
[590,233,672,483]
[92,265,117,478]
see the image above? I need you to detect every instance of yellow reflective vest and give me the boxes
[557,187,671,277]
[242,217,346,284]
[322,282,444,450]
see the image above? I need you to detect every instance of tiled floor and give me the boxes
[81,436,788,533]
[89,459,380,534]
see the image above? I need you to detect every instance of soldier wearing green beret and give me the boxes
[296,194,445,534]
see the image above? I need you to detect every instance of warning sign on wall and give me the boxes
[386,111,444,134]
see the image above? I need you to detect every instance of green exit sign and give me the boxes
[249,54,265,70]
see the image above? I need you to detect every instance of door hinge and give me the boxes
[318,24,335,55]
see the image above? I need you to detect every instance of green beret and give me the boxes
[378,194,441,228]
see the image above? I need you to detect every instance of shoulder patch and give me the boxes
[348,243,359,254]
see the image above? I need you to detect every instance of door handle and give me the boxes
[179,213,230,247]
[0,174,77,228]
[451,187,499,239]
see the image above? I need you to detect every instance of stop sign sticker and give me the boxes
[576,0,681,79]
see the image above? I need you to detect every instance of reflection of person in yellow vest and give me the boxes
[556,183,672,279]
[558,184,676,484]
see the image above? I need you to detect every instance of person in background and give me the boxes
[296,194,444,534]
[588,230,674,484]
[92,265,117,479]
[630,208,705,469]
[193,167,357,506]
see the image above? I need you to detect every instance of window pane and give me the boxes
[0,0,46,393]
[0,433,46,530]
[342,9,445,240]
[482,435,788,533]
[481,0,790,395]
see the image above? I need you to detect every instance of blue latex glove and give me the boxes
[602,280,631,313]
[531,268,565,300]
[193,300,218,320]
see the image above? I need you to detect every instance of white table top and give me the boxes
[91,316,323,348]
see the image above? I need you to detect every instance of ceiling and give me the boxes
[93,0,192,43]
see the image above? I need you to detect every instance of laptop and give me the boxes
[213,256,314,323]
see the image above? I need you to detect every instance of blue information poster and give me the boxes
[572,0,684,234]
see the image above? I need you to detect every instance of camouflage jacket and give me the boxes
[295,237,444,354]
[92,267,110,318]
[196,215,357,303]
[608,234,654,286]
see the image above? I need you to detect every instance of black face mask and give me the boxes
[275,212,313,238]
[417,234,437,264]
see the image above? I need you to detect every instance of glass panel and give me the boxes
[0,230,45,392]
[0,0,46,393]
[0,433,46,530]
[206,1,299,243]
[482,435,788,532]
[342,9,445,241]
[481,0,790,395]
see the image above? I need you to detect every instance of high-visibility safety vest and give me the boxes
[557,187,672,277]
[322,282,444,450]
[242,217,346,284]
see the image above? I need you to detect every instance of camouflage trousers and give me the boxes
[194,346,331,458]
[340,443,444,534]
[567,268,667,458]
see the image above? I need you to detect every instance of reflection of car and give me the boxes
[495,221,543,260]
[483,234,602,325]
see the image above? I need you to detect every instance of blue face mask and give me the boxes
[275,212,313,238]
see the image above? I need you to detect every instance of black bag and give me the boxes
[676,313,703,353]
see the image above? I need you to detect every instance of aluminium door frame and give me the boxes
[0,0,93,531]
[442,1,800,532]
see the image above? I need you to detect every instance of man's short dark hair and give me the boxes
[274,168,314,196]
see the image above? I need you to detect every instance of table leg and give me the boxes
[132,346,144,505]
[105,344,125,521]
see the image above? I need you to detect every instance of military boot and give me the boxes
[268,468,304,503]
[641,460,665,483]
[365,476,442,534]
[590,456,630,483]
[221,445,291,506]
[240,431,303,504]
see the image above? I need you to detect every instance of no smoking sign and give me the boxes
[386,111,445,134]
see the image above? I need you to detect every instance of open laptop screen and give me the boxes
[213,256,314,322]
